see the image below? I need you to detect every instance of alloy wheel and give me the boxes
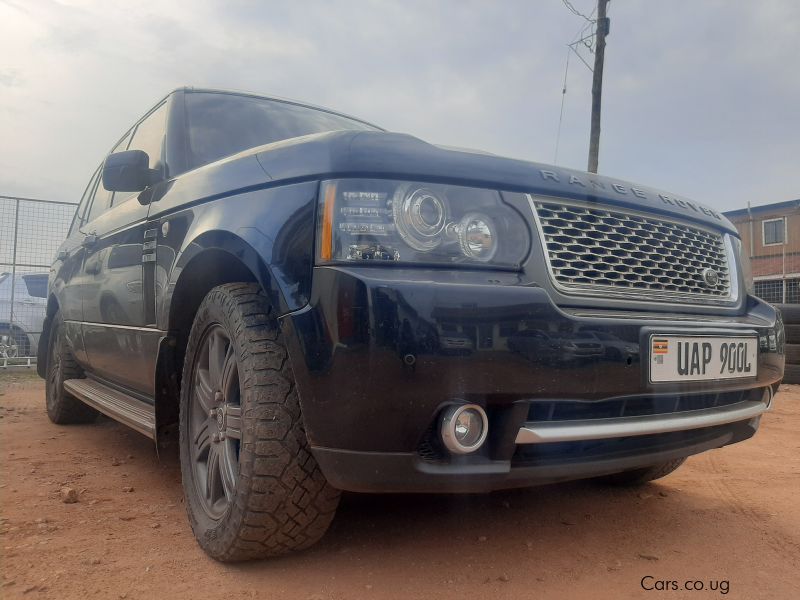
[0,333,19,359]
[188,325,242,519]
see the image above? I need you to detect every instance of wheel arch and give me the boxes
[33,295,61,377]
[154,233,288,447]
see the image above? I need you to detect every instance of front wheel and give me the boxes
[179,283,340,561]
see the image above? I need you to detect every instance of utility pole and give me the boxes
[587,0,609,173]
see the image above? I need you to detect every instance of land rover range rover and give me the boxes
[38,88,785,561]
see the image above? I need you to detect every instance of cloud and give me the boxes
[0,0,797,211]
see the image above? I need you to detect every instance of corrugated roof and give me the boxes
[723,199,800,218]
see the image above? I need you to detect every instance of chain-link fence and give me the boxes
[754,277,800,305]
[1,196,77,367]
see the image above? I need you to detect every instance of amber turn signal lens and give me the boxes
[320,182,337,261]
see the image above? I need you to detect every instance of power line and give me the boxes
[561,0,595,23]
[554,0,610,172]
[554,47,571,163]
[554,3,597,164]
[568,38,595,72]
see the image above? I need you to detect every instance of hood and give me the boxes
[161,130,736,235]
[255,131,735,234]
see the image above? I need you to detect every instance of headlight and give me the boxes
[317,179,529,268]
[393,184,447,251]
[458,212,498,262]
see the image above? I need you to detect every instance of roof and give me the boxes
[723,199,800,218]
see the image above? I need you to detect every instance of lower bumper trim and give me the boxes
[515,396,769,445]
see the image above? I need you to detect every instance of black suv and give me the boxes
[39,88,785,561]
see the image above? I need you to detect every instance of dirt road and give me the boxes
[1,372,798,599]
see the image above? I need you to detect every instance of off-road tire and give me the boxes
[595,457,687,486]
[179,283,340,561]
[45,312,98,424]
[785,324,800,345]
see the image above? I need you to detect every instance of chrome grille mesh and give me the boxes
[533,200,731,299]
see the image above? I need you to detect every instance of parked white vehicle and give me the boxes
[0,272,48,358]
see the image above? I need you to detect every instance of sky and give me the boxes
[0,0,798,212]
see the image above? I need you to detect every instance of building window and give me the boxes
[762,217,786,246]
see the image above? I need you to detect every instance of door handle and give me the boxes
[82,233,98,248]
[57,249,69,261]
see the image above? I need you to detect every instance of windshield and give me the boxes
[185,92,380,170]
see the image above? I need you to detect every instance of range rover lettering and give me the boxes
[39,88,786,561]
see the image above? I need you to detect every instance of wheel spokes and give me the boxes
[194,367,215,414]
[219,441,238,501]
[220,343,237,401]
[194,419,211,453]
[224,405,242,440]
[205,444,222,505]
[208,328,227,389]
[189,323,242,519]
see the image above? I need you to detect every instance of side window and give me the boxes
[128,102,167,171]
[69,167,101,236]
[108,131,134,207]
[85,132,133,222]
[85,167,112,225]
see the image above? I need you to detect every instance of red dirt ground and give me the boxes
[1,373,798,599]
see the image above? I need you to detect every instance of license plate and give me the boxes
[649,335,758,383]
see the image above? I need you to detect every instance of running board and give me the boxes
[63,378,156,440]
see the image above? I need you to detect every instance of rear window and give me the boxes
[185,92,379,170]
[22,274,48,298]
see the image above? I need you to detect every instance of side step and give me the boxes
[63,378,156,440]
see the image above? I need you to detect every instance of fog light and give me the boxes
[440,404,488,454]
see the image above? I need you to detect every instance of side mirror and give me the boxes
[102,150,158,192]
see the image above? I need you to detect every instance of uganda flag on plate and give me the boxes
[652,338,669,355]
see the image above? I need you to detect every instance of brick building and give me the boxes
[723,199,800,304]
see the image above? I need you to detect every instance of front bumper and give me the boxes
[313,419,761,493]
[280,266,784,493]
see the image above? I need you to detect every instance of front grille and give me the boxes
[526,390,749,422]
[533,200,732,301]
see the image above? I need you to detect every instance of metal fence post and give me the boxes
[9,198,20,344]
